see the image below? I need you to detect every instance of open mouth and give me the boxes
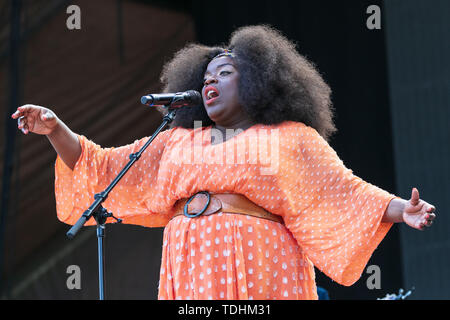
[204,86,220,105]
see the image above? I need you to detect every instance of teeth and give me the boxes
[207,90,215,99]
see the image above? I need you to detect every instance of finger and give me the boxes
[18,104,41,116]
[12,108,28,119]
[17,116,24,128]
[410,188,420,206]
[427,205,436,213]
[22,123,29,134]
[17,105,32,114]
[418,219,431,230]
[17,116,27,133]
[12,105,32,119]
[11,109,21,119]
[426,212,436,221]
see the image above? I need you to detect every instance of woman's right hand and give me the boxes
[11,104,59,135]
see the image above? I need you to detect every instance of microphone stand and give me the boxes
[66,107,177,300]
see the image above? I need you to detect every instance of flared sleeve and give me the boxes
[55,129,174,228]
[272,123,396,286]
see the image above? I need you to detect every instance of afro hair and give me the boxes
[159,25,336,140]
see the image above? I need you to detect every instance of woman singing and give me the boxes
[11,25,436,300]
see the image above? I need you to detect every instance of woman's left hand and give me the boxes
[403,188,436,230]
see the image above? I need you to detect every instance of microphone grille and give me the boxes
[185,90,202,105]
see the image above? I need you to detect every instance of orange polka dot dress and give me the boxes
[55,121,396,300]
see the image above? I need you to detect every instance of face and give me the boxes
[202,56,250,128]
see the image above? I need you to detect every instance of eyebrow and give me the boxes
[204,63,234,76]
[216,63,233,68]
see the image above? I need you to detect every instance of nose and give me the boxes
[204,76,217,86]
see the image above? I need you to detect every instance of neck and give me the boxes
[211,119,257,145]
[213,119,256,133]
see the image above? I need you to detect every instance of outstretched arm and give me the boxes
[382,188,436,230]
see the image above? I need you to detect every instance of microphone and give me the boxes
[141,90,202,108]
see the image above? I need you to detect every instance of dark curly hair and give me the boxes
[160,25,336,140]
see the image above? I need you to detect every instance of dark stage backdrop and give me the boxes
[1,0,447,300]
[384,0,450,299]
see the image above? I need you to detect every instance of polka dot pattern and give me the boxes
[55,121,396,299]
[159,213,316,300]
